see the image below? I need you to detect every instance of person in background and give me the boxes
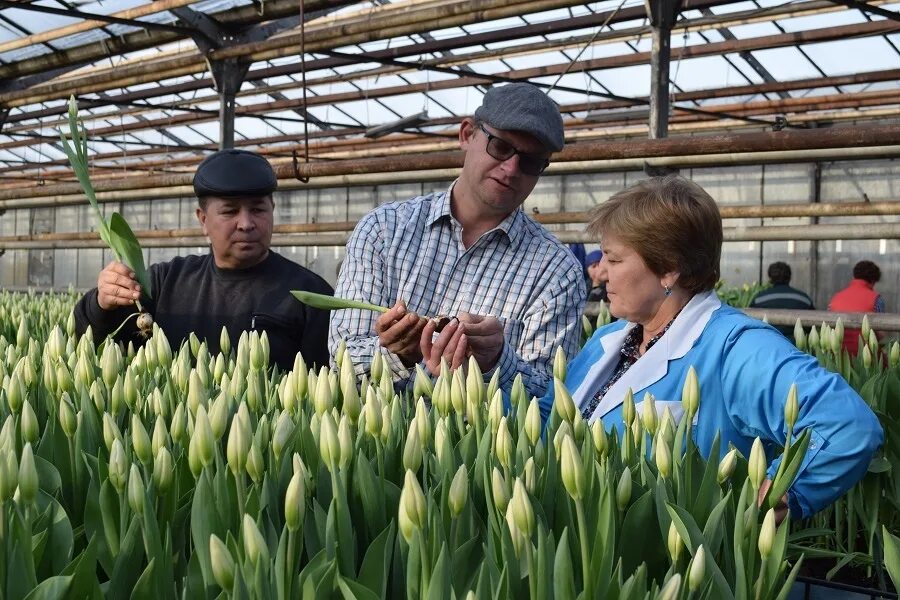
[829,260,886,356]
[749,261,814,337]
[585,249,608,303]
[74,149,333,371]
[330,82,585,400]
[541,175,882,519]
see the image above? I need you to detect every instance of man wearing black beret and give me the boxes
[330,83,585,400]
[74,149,333,371]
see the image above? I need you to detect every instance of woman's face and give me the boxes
[599,232,667,324]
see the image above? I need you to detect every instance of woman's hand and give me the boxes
[757,479,789,524]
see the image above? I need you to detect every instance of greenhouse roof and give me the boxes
[0,0,897,188]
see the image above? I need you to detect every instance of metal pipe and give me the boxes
[583,303,900,332]
[4,124,899,200]
[535,201,900,223]
[1,221,896,251]
[555,223,900,243]
[741,309,900,332]
[0,0,202,55]
[6,19,897,149]
[2,0,865,128]
[1,201,895,244]
[3,145,900,208]
[0,0,586,108]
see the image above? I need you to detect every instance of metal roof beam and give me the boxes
[0,0,198,36]
[0,0,327,80]
[0,0,850,122]
[698,7,788,99]
[828,0,900,21]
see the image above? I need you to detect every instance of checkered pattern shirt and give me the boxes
[328,183,586,399]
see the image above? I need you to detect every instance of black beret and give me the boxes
[193,149,278,198]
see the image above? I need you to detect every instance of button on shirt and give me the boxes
[329,183,586,399]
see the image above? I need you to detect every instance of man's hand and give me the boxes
[374,300,428,367]
[97,261,141,310]
[421,317,468,375]
[456,313,504,373]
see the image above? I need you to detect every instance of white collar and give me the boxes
[577,291,721,422]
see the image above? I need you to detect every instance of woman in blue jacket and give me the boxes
[541,175,882,518]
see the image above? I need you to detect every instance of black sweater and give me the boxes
[74,252,333,371]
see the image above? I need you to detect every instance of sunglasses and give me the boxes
[478,124,550,176]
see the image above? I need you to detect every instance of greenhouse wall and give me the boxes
[1,159,897,311]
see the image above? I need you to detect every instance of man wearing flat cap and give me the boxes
[330,82,585,400]
[74,149,333,371]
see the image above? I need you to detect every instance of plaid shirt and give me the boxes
[329,183,586,399]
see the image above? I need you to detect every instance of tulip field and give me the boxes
[0,290,898,599]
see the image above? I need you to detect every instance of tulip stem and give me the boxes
[575,499,591,598]
[287,529,298,598]
[374,438,385,489]
[119,490,129,541]
[455,413,465,440]
[235,472,246,522]
[525,543,537,600]
[68,437,77,509]
[754,559,767,600]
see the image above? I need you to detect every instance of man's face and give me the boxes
[457,118,551,217]
[587,261,605,285]
[196,195,274,269]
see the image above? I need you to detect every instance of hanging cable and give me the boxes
[293,0,311,183]
[547,0,627,94]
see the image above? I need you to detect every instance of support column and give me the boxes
[644,0,682,139]
[209,57,251,149]
[174,8,302,150]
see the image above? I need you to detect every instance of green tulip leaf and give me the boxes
[356,523,394,598]
[553,529,576,600]
[108,213,152,298]
[22,576,71,600]
[130,557,157,600]
[767,428,812,510]
[667,503,735,600]
[35,495,74,579]
[109,518,145,600]
[426,544,451,600]
[60,97,152,300]
[336,576,380,600]
[883,526,900,591]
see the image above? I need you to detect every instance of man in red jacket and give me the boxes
[829,260,886,356]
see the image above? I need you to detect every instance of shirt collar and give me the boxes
[428,179,526,247]
[427,182,455,227]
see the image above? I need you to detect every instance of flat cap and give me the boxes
[193,149,278,198]
[474,83,565,152]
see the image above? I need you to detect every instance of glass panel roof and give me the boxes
[0,0,896,178]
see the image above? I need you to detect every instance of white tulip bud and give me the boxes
[560,436,585,501]
[209,534,235,590]
[748,437,767,492]
[398,470,427,543]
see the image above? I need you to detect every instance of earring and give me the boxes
[664,285,672,297]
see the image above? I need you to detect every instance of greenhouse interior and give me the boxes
[0,0,899,598]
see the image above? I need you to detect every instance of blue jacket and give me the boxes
[540,291,883,517]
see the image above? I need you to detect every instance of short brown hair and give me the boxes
[586,175,722,294]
